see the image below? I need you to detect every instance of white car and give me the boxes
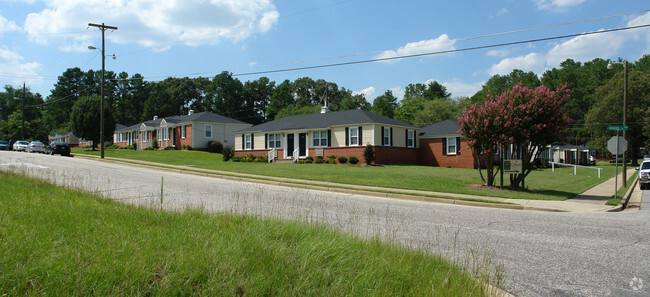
[637,159,650,190]
[27,141,47,153]
[13,141,29,152]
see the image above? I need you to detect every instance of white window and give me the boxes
[349,127,359,146]
[205,125,212,138]
[268,133,281,149]
[407,130,414,148]
[383,127,391,146]
[447,137,457,155]
[245,134,252,150]
[163,128,169,140]
[312,131,328,147]
[181,125,186,139]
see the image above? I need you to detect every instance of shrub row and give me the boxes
[232,154,268,163]
[297,155,359,165]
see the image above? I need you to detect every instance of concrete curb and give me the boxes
[73,154,594,213]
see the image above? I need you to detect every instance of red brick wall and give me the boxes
[176,125,193,149]
[419,138,476,169]
[309,147,365,163]
[374,146,419,165]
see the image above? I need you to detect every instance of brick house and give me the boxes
[418,119,476,169]
[113,110,251,150]
[234,109,420,164]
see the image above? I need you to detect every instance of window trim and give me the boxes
[407,130,415,148]
[205,124,212,138]
[349,127,359,146]
[446,137,457,155]
[244,134,252,150]
[268,133,281,149]
[181,125,186,139]
[312,130,328,147]
[383,127,391,146]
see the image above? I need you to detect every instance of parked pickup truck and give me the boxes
[638,159,650,190]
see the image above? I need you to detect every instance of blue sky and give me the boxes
[1,0,649,102]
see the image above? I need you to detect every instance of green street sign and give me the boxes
[608,125,629,131]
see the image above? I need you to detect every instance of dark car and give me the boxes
[49,141,71,156]
[0,140,8,150]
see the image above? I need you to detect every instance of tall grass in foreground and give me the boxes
[0,171,490,296]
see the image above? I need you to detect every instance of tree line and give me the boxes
[0,55,648,153]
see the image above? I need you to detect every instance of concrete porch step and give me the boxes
[271,159,294,164]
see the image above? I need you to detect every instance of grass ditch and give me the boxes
[605,174,638,206]
[72,148,617,201]
[0,170,500,296]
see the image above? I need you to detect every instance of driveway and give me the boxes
[1,151,648,296]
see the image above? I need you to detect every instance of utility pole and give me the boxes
[622,60,627,187]
[88,23,117,159]
[22,82,25,140]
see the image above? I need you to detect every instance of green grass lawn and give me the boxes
[73,148,620,200]
[0,171,488,296]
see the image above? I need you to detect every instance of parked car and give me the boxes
[0,140,8,150]
[13,141,29,151]
[27,141,47,153]
[48,141,71,156]
[609,156,631,164]
[637,160,650,190]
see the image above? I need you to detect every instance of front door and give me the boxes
[287,134,294,157]
[298,133,306,157]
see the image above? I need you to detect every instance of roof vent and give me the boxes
[320,98,329,113]
[153,115,158,120]
[188,109,194,115]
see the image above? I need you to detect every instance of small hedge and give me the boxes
[222,147,234,161]
[338,156,348,164]
[349,156,359,164]
[207,140,224,153]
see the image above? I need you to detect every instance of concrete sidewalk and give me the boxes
[76,154,641,213]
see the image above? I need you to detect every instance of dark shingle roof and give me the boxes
[237,109,416,133]
[419,119,460,137]
[166,111,250,125]
[115,111,250,131]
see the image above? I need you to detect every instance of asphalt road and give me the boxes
[1,151,649,297]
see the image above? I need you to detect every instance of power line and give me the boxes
[143,10,650,80]
[230,24,650,77]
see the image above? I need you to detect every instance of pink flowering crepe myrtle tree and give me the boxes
[459,83,570,188]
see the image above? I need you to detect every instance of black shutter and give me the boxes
[390,127,393,146]
[442,138,447,156]
[251,134,254,150]
[345,127,349,146]
[241,134,245,150]
[405,129,409,147]
[456,137,461,155]
[265,134,268,149]
[358,126,362,145]
[327,130,331,147]
[381,126,385,145]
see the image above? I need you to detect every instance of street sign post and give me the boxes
[608,125,629,131]
[607,133,628,201]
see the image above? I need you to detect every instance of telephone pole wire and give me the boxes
[88,23,117,159]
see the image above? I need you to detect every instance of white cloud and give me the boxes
[0,14,21,33]
[23,0,279,51]
[375,34,456,63]
[352,86,376,100]
[489,52,545,76]
[389,86,405,101]
[534,0,587,11]
[487,12,650,77]
[486,49,511,57]
[0,47,43,86]
[436,78,484,98]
